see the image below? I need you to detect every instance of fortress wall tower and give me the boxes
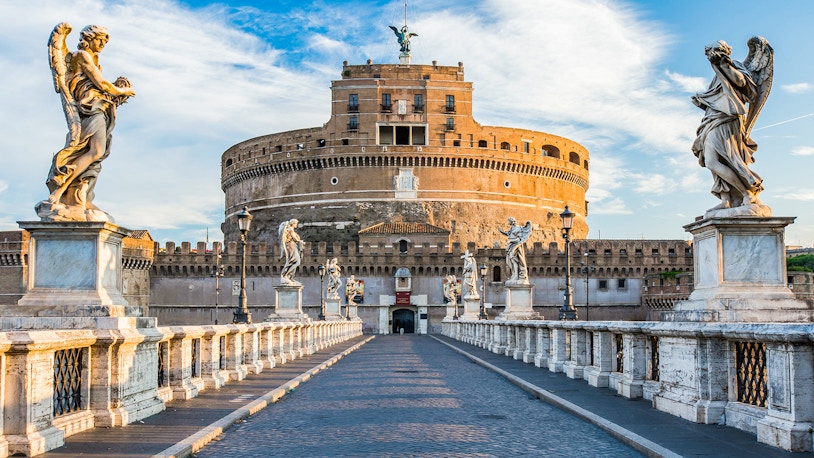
[220,61,590,246]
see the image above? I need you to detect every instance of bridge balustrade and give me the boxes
[0,319,362,457]
[442,319,814,453]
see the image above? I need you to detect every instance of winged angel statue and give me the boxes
[389,25,417,54]
[691,36,773,217]
[36,23,135,222]
[498,217,533,285]
[279,219,304,285]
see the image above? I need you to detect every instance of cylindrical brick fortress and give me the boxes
[221,61,589,246]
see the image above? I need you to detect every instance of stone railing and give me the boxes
[0,320,363,457]
[442,319,814,453]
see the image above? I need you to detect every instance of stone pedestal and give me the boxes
[268,284,310,322]
[461,296,481,320]
[496,283,540,320]
[0,222,155,330]
[324,297,344,320]
[662,216,813,323]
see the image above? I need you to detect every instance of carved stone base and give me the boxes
[324,298,344,320]
[461,296,481,320]
[662,216,814,323]
[2,222,151,330]
[496,283,541,320]
[267,284,310,322]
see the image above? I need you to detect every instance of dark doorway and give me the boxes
[392,309,415,333]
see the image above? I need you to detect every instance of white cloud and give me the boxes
[781,83,813,94]
[791,146,814,156]
[664,70,708,93]
[778,189,814,202]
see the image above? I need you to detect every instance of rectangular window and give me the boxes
[619,248,627,256]
[381,93,392,112]
[445,118,455,131]
[445,95,455,112]
[413,94,424,112]
[617,278,626,289]
[412,126,426,145]
[348,116,358,130]
[599,279,608,289]
[523,141,530,153]
[395,126,410,145]
[379,125,393,145]
[348,93,359,112]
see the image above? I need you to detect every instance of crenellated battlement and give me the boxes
[150,238,694,280]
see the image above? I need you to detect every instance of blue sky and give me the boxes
[1,0,813,247]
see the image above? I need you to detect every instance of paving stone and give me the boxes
[193,335,643,457]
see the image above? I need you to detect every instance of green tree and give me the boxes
[787,254,814,272]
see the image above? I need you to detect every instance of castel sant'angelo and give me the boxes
[219,52,589,247]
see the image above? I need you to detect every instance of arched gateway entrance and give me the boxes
[392,309,415,334]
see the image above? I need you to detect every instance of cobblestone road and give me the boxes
[194,335,643,457]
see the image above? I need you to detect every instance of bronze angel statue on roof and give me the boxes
[691,36,773,217]
[389,25,417,54]
[37,23,135,222]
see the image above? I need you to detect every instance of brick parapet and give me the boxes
[150,239,694,280]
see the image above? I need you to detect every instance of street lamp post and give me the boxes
[318,264,326,320]
[581,253,596,321]
[210,249,224,324]
[479,264,488,319]
[233,206,253,324]
[559,206,578,320]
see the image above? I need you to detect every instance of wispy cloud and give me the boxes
[791,146,814,156]
[781,83,813,94]
[664,70,707,93]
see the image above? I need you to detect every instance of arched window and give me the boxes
[569,152,580,164]
[541,145,560,159]
[399,240,408,253]
[478,140,488,148]
[500,142,510,150]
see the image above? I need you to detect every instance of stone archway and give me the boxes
[391,308,415,334]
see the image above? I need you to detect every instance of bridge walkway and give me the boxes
[43,334,808,457]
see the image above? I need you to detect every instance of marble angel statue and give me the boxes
[37,23,135,222]
[691,36,773,217]
[326,258,342,300]
[279,219,304,285]
[498,217,533,284]
[461,249,479,299]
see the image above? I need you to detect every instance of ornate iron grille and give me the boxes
[191,339,200,378]
[53,348,83,416]
[649,335,660,381]
[589,332,595,367]
[614,334,624,373]
[157,341,168,387]
[219,336,226,370]
[735,341,767,407]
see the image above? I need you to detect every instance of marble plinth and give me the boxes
[1,222,151,330]
[324,297,344,320]
[461,296,481,320]
[267,284,310,322]
[662,216,814,323]
[496,283,540,320]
